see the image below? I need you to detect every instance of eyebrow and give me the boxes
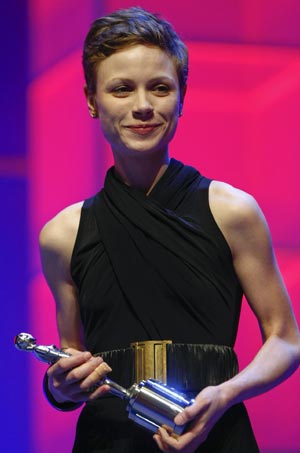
[106,76,176,84]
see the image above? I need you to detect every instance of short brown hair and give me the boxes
[83,7,188,94]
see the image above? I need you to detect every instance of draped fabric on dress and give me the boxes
[71,158,243,353]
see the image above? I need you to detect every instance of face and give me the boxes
[86,45,183,158]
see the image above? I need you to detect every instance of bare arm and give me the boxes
[214,182,300,401]
[39,203,111,405]
[212,183,300,404]
[39,202,85,350]
[155,181,300,452]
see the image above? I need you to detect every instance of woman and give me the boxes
[40,7,300,452]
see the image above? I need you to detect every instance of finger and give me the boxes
[48,351,92,377]
[157,427,195,451]
[174,400,204,426]
[62,347,87,356]
[153,433,168,451]
[154,432,176,452]
[65,356,104,384]
[55,382,91,403]
[88,383,111,400]
[80,361,112,391]
[58,380,110,403]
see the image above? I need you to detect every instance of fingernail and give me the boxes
[94,356,103,364]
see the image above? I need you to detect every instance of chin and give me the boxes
[126,145,167,156]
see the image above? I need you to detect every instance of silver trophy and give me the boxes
[15,333,193,436]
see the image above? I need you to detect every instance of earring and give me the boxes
[90,111,97,118]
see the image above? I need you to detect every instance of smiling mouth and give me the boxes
[125,124,161,135]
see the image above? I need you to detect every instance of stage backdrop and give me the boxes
[4,1,299,452]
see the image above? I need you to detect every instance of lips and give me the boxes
[125,124,161,135]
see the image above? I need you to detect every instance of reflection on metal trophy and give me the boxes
[14,333,194,436]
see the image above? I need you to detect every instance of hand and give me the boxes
[153,385,229,452]
[47,348,112,404]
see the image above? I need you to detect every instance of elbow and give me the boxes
[295,335,300,366]
[287,332,300,373]
[270,329,300,375]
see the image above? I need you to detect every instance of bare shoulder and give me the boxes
[209,180,270,256]
[40,202,83,250]
[209,180,262,223]
[39,201,84,281]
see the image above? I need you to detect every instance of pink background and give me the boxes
[24,0,300,451]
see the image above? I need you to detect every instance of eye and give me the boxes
[152,84,170,96]
[111,86,132,97]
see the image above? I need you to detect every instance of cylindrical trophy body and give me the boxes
[127,379,193,436]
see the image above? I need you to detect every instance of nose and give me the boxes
[132,89,154,120]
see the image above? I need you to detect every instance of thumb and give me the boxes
[174,400,200,425]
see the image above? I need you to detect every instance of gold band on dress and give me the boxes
[130,340,172,383]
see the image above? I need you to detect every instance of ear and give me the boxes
[179,85,187,117]
[84,86,98,119]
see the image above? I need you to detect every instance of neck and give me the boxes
[113,152,170,194]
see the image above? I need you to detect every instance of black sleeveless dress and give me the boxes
[71,159,259,452]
